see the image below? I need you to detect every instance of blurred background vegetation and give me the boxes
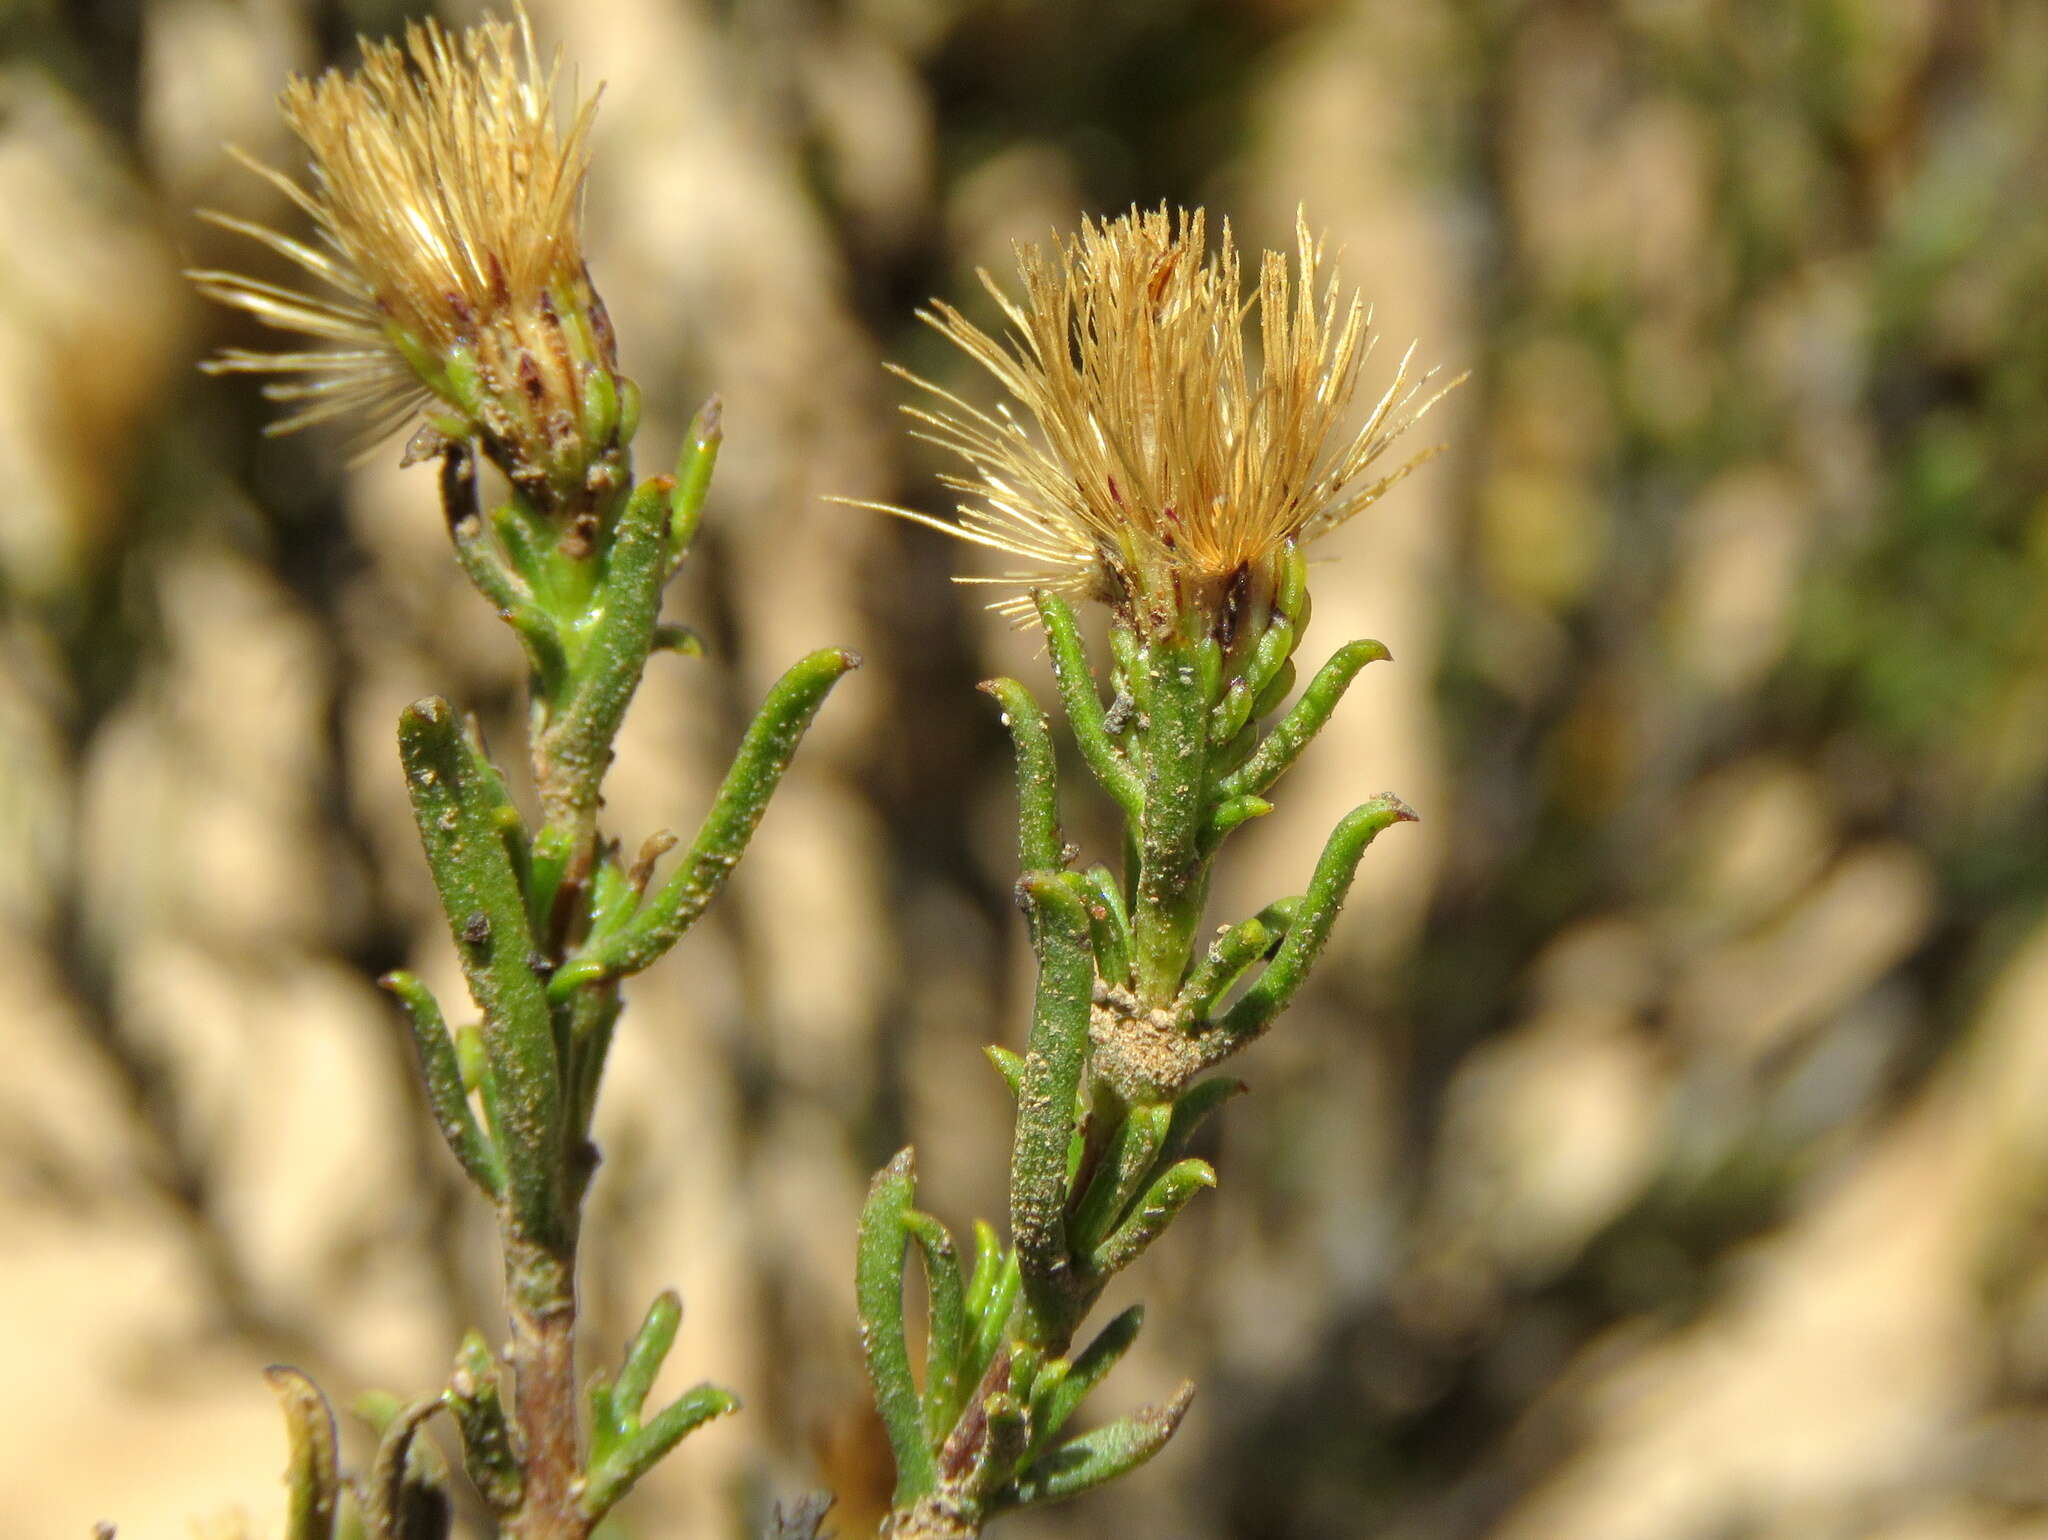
[4,0,2048,1535]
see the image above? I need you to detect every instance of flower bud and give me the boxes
[854,206,1462,642]
[191,8,631,510]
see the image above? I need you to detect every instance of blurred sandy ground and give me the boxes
[5,0,2048,1536]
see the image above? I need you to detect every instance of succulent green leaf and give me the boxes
[533,475,673,822]
[1202,793,1272,850]
[524,823,574,941]
[985,1044,1025,1097]
[1028,1305,1144,1456]
[586,648,861,980]
[1010,873,1095,1327]
[1249,656,1298,722]
[1078,864,1133,988]
[1069,1102,1172,1257]
[266,1366,340,1540]
[614,1290,683,1434]
[963,1389,1032,1505]
[381,972,503,1198]
[364,1395,449,1540]
[397,698,563,1245]
[981,677,1063,875]
[668,397,722,562]
[857,1149,940,1505]
[1160,1076,1246,1165]
[651,623,705,656]
[445,1332,521,1513]
[453,1020,487,1095]
[438,447,565,689]
[995,1382,1194,1511]
[1179,898,1299,1019]
[1216,639,1391,802]
[965,1220,1004,1322]
[1034,592,1142,819]
[583,1382,740,1519]
[485,490,556,602]
[1213,613,1296,743]
[565,983,624,1143]
[1179,915,1274,1018]
[1129,634,1216,1001]
[967,1247,1023,1393]
[903,1209,968,1442]
[1087,1158,1216,1277]
[1210,794,1417,1054]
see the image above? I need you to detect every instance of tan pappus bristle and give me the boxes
[869,204,1461,621]
[190,5,603,450]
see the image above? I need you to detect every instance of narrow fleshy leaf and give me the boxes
[564,978,624,1142]
[669,396,721,562]
[381,971,502,1197]
[903,1209,969,1442]
[446,1332,520,1513]
[964,1221,1002,1316]
[1034,592,1141,818]
[652,622,705,656]
[1069,1102,1172,1257]
[587,648,861,978]
[437,445,564,690]
[487,491,559,606]
[1209,794,1417,1055]
[619,1290,682,1422]
[981,677,1063,875]
[964,1390,1031,1505]
[967,1247,1022,1392]
[524,823,574,941]
[1217,639,1391,801]
[995,1382,1194,1510]
[453,1021,487,1095]
[266,1366,340,1540]
[985,1044,1025,1097]
[398,698,562,1244]
[1078,863,1132,987]
[1129,633,1215,1000]
[1087,1158,1216,1277]
[1028,1305,1144,1455]
[533,474,673,823]
[1010,873,1095,1327]
[1160,1076,1247,1166]
[1179,915,1273,1019]
[582,1382,740,1519]
[364,1395,449,1540]
[586,852,639,942]
[857,1149,939,1505]
[1212,610,1296,743]
[1024,1357,1070,1450]
[1202,793,1272,849]
[1249,655,1297,722]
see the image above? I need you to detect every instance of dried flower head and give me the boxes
[191,8,629,494]
[860,206,1457,632]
